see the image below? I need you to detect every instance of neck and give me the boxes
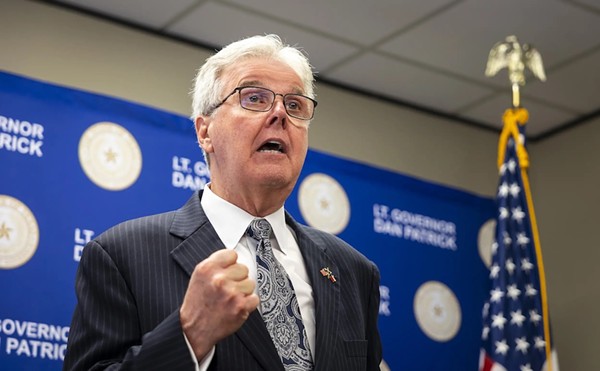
[208,182,290,217]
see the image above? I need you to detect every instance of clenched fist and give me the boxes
[180,249,259,360]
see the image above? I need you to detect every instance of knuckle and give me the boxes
[195,259,213,274]
[239,264,249,277]
[233,300,247,315]
[221,249,237,261]
[211,273,226,288]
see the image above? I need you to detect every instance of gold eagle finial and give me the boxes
[485,35,546,107]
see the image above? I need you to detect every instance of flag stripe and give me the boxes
[500,108,553,369]
[519,149,553,370]
[480,107,555,371]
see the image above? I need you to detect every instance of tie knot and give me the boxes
[247,218,272,241]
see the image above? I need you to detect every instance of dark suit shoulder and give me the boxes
[96,211,178,245]
[97,211,176,240]
[78,207,193,325]
[93,191,204,253]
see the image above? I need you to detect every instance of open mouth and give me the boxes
[258,140,285,153]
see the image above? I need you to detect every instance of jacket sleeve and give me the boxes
[63,240,195,371]
[366,261,383,371]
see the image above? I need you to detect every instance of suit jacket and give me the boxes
[64,191,382,371]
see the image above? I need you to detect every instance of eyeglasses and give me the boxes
[211,86,318,120]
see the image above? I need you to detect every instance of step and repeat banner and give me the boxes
[0,70,495,370]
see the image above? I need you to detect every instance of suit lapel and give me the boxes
[287,214,340,371]
[235,312,284,371]
[169,191,221,275]
[169,191,283,371]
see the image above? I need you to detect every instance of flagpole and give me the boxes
[498,108,553,370]
[485,35,554,371]
[512,83,520,108]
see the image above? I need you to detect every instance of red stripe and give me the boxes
[480,353,495,371]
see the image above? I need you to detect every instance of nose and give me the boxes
[267,95,288,128]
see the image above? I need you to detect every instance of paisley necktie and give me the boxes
[247,218,313,370]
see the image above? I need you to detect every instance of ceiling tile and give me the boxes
[325,52,493,112]
[54,0,197,29]
[166,2,358,72]
[38,0,600,138]
[460,93,576,137]
[224,0,456,45]
[379,0,600,85]
[571,0,600,12]
[525,48,600,113]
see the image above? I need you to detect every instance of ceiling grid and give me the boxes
[47,0,600,140]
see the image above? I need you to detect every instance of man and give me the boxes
[64,34,382,371]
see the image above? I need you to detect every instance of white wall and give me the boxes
[2,0,595,369]
[0,0,499,196]
[529,116,600,370]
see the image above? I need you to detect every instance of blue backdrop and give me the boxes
[0,71,495,370]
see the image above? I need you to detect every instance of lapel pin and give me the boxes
[320,267,337,283]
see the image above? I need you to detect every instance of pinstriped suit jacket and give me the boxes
[63,191,382,371]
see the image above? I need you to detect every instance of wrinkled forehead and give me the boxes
[219,57,306,94]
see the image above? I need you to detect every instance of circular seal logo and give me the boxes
[78,122,142,191]
[298,173,350,234]
[0,195,39,269]
[413,281,462,342]
[478,219,496,268]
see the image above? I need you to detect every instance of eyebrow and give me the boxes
[238,80,304,95]
[238,80,262,87]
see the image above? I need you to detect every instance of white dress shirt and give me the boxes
[187,186,316,370]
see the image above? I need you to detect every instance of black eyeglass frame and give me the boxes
[210,86,318,120]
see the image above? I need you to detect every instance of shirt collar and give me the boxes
[201,185,290,253]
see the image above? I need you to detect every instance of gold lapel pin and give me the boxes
[320,267,337,283]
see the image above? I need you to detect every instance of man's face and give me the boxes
[197,58,310,202]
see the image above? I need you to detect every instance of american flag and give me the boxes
[479,109,555,371]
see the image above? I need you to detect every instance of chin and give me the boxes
[260,176,292,189]
[250,161,300,188]
[256,171,296,190]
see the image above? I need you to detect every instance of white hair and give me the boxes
[190,34,315,119]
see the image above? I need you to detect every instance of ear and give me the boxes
[195,116,214,154]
